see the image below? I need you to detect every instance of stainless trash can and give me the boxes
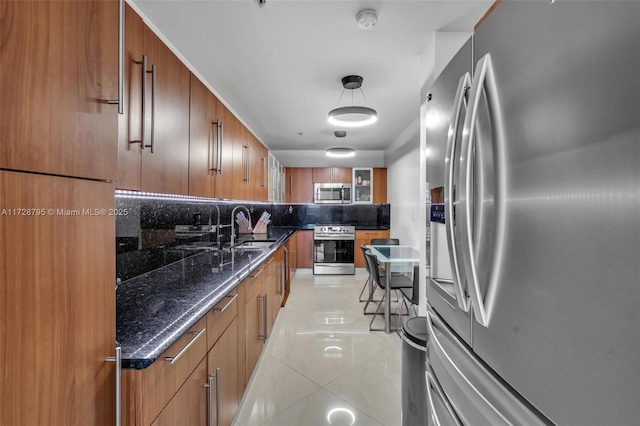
[400,316,428,426]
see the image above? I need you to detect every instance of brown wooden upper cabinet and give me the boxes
[285,168,313,203]
[312,167,352,184]
[214,100,236,199]
[117,4,190,195]
[252,137,269,202]
[189,74,219,198]
[373,167,388,204]
[1,0,119,180]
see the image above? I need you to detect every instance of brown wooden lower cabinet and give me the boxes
[151,360,208,426]
[295,230,314,268]
[0,171,116,426]
[244,275,265,385]
[355,230,391,268]
[207,318,239,426]
[120,243,290,426]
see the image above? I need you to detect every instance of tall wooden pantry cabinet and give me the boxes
[0,1,119,424]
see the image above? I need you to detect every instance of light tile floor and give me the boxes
[233,270,405,426]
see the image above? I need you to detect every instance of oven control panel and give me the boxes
[313,225,356,240]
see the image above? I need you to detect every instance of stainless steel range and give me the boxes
[313,225,355,275]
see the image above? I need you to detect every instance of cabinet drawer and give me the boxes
[244,258,271,303]
[356,230,390,240]
[140,317,207,425]
[207,288,238,349]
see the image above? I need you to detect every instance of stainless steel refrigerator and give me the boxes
[425,1,639,425]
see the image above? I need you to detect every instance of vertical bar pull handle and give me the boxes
[444,72,472,312]
[144,64,157,153]
[209,121,216,172]
[106,346,121,426]
[131,55,147,148]
[214,368,220,426]
[108,0,124,114]
[262,294,268,343]
[218,122,224,173]
[458,53,505,327]
[204,376,213,426]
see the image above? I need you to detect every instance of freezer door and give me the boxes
[426,37,474,345]
[427,307,548,426]
[426,363,462,426]
[471,2,640,425]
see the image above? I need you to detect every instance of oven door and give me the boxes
[313,239,355,275]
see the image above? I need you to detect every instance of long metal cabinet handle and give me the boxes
[212,368,221,426]
[218,122,224,173]
[213,293,238,312]
[262,294,268,343]
[444,72,472,312]
[204,376,213,426]
[165,328,206,365]
[105,346,121,426]
[459,53,504,327]
[250,267,264,279]
[107,0,124,114]
[248,145,252,183]
[209,121,216,172]
[146,64,157,153]
[262,157,267,187]
[132,55,148,148]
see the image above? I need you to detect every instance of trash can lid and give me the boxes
[403,316,428,347]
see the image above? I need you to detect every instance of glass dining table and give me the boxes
[366,245,420,333]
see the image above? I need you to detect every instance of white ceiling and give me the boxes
[132,0,492,158]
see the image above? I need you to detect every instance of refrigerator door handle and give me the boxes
[426,363,463,426]
[444,72,472,312]
[458,53,505,327]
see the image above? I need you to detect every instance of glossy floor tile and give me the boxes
[234,270,404,426]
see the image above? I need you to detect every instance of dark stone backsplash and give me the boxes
[116,192,390,282]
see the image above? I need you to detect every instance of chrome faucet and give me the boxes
[230,205,252,246]
[207,204,221,250]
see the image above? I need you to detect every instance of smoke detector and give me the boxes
[356,9,378,30]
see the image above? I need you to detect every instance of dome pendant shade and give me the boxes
[327,106,378,128]
[326,147,356,158]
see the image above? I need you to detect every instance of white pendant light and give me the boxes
[328,76,377,128]
[326,130,356,158]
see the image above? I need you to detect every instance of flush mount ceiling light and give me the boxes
[328,75,378,128]
[326,130,356,158]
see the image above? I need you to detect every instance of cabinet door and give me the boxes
[151,359,208,426]
[141,25,190,195]
[355,230,390,267]
[117,3,144,190]
[373,168,388,204]
[1,0,118,180]
[288,233,298,281]
[215,100,235,199]
[0,171,115,425]
[208,319,239,426]
[253,139,269,201]
[245,283,265,384]
[286,168,313,203]
[295,230,314,268]
[332,167,353,183]
[312,168,331,183]
[189,74,218,198]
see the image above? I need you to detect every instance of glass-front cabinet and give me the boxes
[352,167,373,204]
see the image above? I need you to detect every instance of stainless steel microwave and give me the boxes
[313,183,352,204]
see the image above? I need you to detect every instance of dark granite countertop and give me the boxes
[116,227,297,369]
